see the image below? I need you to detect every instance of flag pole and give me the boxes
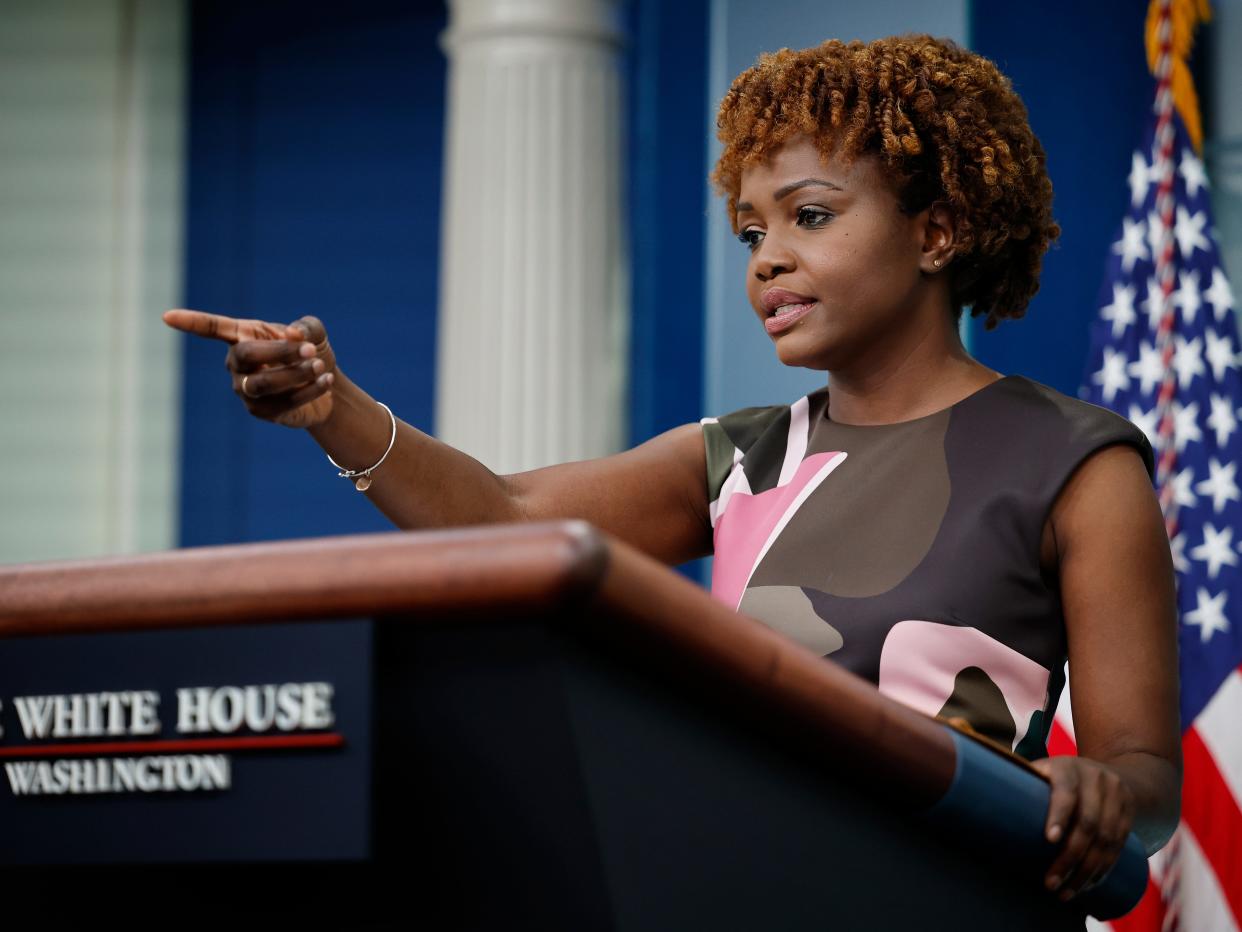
[1143,2,1211,926]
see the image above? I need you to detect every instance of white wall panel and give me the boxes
[0,0,184,562]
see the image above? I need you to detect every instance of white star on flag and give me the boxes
[1205,266,1235,321]
[1195,458,1241,514]
[1190,524,1239,579]
[1175,268,1202,324]
[1092,346,1131,403]
[1206,394,1239,448]
[1174,205,1210,258]
[1172,335,1206,389]
[1113,216,1149,273]
[1183,586,1230,643]
[1100,283,1138,338]
[1179,147,1209,197]
[1171,465,1199,509]
[1204,329,1236,383]
[1128,341,1165,395]
[1173,400,1203,453]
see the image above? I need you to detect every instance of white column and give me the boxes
[436,0,629,475]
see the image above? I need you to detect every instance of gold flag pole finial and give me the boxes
[1145,0,1213,153]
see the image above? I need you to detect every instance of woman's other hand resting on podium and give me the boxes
[161,309,714,567]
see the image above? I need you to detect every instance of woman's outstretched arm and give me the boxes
[163,310,714,566]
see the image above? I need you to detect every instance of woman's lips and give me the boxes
[764,301,817,334]
[761,288,816,313]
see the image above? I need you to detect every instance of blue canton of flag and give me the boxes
[1081,111,1240,730]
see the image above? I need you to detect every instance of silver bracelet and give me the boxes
[326,401,396,492]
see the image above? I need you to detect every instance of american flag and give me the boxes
[1067,67,1242,932]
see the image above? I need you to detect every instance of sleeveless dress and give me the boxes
[700,375,1153,761]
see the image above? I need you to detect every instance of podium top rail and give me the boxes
[0,522,609,634]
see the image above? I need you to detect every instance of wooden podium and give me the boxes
[0,521,1145,929]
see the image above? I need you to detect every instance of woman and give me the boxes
[165,34,1181,904]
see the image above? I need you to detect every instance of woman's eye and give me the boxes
[797,206,833,227]
[737,228,764,250]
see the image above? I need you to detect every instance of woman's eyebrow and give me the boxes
[736,178,845,213]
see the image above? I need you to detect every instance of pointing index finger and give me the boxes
[162,309,243,343]
[163,309,287,344]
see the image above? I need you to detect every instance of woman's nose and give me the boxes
[752,239,795,282]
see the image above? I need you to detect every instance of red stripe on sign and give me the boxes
[0,733,344,758]
[1181,725,1242,928]
[1105,873,1167,931]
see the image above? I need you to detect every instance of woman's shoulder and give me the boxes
[993,373,1135,423]
[978,375,1155,478]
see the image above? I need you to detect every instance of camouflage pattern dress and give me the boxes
[700,376,1152,761]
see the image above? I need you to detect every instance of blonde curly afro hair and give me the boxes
[712,34,1061,329]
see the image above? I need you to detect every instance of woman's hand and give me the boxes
[1030,755,1137,901]
[162,309,337,429]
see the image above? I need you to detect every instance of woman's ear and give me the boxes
[921,201,957,274]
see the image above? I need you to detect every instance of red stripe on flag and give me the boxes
[1181,726,1242,927]
[1047,718,1078,757]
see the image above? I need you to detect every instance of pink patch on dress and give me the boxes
[710,451,846,609]
[878,620,1050,751]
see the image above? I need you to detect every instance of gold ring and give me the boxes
[242,375,258,398]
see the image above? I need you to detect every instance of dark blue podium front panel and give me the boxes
[0,620,371,864]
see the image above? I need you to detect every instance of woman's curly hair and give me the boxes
[712,35,1060,329]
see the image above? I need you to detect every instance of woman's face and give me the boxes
[736,134,943,372]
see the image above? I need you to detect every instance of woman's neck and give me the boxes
[825,316,1000,426]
